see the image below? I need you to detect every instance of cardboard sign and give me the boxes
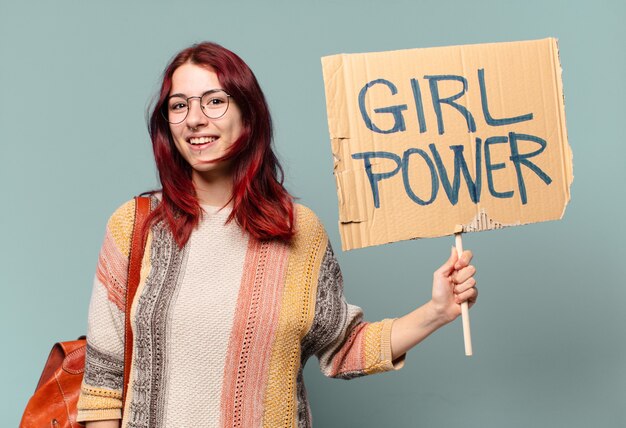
[321,38,573,250]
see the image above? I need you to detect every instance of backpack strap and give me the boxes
[122,196,151,407]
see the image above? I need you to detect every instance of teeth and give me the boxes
[189,136,216,145]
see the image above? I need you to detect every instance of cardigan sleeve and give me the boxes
[76,199,136,422]
[302,239,405,380]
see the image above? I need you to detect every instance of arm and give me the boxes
[77,200,137,423]
[391,247,478,359]
[308,242,401,379]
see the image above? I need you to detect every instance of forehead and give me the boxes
[170,63,221,95]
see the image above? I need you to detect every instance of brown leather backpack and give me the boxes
[20,196,151,428]
[20,338,87,427]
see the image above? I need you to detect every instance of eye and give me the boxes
[170,102,187,111]
[206,97,225,106]
[168,96,188,111]
[202,91,229,109]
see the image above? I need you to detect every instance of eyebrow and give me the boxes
[168,88,225,99]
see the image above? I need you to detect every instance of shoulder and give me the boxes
[107,195,156,228]
[293,203,326,236]
[103,198,139,256]
[289,204,331,258]
[107,199,136,228]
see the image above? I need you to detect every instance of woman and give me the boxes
[77,42,477,428]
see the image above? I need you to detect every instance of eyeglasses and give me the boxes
[163,89,232,124]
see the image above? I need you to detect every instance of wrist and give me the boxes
[425,300,454,328]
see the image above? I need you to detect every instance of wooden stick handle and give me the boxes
[455,233,473,356]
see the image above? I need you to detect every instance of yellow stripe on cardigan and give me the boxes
[363,318,397,375]
[106,199,136,258]
[77,382,123,421]
[262,205,327,427]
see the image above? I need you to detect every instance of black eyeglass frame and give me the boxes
[161,89,232,124]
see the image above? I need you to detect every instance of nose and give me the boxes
[185,98,209,129]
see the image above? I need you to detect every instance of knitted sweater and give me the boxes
[77,198,403,427]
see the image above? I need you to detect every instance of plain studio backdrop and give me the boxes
[1,1,624,427]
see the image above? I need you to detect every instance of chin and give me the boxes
[190,158,233,177]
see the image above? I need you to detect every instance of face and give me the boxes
[168,62,244,178]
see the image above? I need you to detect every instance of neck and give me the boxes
[191,167,234,207]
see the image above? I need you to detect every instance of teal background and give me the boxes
[2,0,624,427]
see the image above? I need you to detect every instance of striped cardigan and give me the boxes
[77,198,402,427]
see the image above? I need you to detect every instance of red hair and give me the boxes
[146,42,294,247]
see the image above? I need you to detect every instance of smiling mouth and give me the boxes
[188,136,217,145]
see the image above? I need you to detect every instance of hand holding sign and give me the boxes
[433,247,477,323]
[390,246,477,359]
